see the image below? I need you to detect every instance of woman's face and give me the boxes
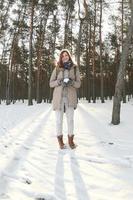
[61,52,69,63]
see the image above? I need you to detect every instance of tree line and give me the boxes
[0,0,133,108]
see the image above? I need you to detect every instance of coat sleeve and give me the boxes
[73,66,81,89]
[49,67,59,88]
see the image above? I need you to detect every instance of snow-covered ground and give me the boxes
[0,99,133,200]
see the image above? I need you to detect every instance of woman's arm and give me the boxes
[72,67,81,88]
[49,68,59,88]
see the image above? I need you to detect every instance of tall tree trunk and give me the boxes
[36,11,48,103]
[48,13,58,103]
[77,19,83,68]
[77,0,86,68]
[6,34,16,105]
[121,0,126,103]
[92,0,97,103]
[88,16,92,103]
[51,13,57,59]
[111,1,133,125]
[63,11,69,48]
[85,21,89,101]
[82,0,91,101]
[99,0,104,103]
[0,38,7,63]
[28,0,35,106]
[36,18,43,104]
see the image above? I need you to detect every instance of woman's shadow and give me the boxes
[54,149,90,200]
[54,150,67,200]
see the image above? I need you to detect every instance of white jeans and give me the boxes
[55,97,74,136]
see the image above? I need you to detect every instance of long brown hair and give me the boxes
[57,49,74,68]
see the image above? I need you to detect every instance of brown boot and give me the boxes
[68,135,77,149]
[57,135,66,149]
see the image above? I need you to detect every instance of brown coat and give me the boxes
[49,65,81,110]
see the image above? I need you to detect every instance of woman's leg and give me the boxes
[65,106,74,136]
[55,109,64,136]
[55,99,66,149]
[65,103,76,149]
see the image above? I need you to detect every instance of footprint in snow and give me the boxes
[100,141,114,145]
[25,179,32,184]
[35,197,56,200]
[108,142,114,145]
[22,177,32,185]
[24,146,30,150]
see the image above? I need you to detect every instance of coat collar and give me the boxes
[56,64,76,71]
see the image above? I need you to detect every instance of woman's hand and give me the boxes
[66,78,74,86]
[57,78,74,87]
[57,78,63,86]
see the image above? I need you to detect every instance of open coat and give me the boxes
[49,65,81,110]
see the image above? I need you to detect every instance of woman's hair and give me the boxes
[57,49,74,68]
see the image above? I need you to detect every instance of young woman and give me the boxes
[49,49,81,149]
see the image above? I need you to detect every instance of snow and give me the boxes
[0,99,133,200]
